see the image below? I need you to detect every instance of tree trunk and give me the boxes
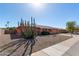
[71,32,73,37]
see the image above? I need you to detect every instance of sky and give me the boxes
[0,3,79,28]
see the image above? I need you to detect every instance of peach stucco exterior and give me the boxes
[16,25,68,35]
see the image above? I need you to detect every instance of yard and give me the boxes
[0,32,71,56]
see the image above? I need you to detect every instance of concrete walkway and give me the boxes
[32,34,79,56]
[63,39,79,56]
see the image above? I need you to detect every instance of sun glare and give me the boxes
[28,3,45,11]
[32,3,43,8]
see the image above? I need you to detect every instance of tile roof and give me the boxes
[36,25,65,30]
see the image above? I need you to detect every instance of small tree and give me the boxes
[66,21,76,37]
[74,25,79,33]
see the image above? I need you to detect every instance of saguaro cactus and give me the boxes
[0,17,37,56]
[21,17,37,56]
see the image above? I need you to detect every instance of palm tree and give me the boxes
[5,24,7,29]
[7,21,9,29]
